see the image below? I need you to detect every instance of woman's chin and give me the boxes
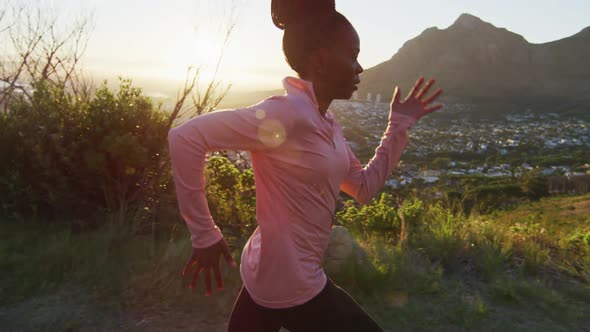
[335,89,355,100]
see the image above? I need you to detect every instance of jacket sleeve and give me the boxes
[339,113,415,205]
[167,98,290,248]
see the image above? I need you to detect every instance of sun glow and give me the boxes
[159,25,228,84]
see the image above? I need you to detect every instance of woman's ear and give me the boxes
[311,48,330,76]
[302,51,320,79]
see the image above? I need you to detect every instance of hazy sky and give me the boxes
[50,0,589,91]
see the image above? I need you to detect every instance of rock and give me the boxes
[323,226,371,274]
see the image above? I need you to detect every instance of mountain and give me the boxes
[358,14,590,111]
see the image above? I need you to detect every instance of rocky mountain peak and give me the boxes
[357,13,590,107]
[452,13,487,30]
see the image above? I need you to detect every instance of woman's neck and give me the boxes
[313,86,332,117]
[299,74,332,117]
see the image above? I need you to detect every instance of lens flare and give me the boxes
[255,109,267,120]
[258,119,286,148]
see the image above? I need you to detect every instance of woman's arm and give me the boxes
[339,113,413,205]
[168,98,289,248]
[169,97,297,296]
[340,78,443,205]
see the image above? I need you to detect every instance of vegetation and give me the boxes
[1,69,588,331]
[1,6,588,330]
[1,80,170,226]
[2,194,589,331]
[337,193,590,282]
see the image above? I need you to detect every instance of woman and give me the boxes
[168,1,442,331]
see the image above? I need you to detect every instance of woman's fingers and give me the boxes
[190,265,204,289]
[423,88,443,105]
[184,241,235,296]
[389,77,443,119]
[424,103,443,114]
[391,86,402,105]
[407,77,424,100]
[182,259,197,277]
[416,79,435,101]
[221,241,237,268]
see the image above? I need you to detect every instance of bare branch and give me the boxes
[168,0,238,125]
[0,2,11,33]
[0,1,94,112]
[166,66,200,130]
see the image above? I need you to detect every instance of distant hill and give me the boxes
[218,89,284,110]
[358,14,590,113]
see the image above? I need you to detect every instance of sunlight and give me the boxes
[159,24,227,83]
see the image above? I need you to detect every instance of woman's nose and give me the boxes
[357,62,364,74]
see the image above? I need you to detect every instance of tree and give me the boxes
[0,1,94,111]
[0,0,243,229]
[432,157,451,169]
[520,170,549,200]
[203,156,257,239]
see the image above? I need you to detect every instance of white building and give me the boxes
[385,179,399,188]
[375,93,381,104]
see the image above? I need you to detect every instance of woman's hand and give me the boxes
[182,238,237,297]
[389,77,443,122]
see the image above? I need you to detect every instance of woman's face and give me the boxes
[316,24,363,100]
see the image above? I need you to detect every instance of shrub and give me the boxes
[204,155,257,239]
[335,193,401,236]
[414,203,466,270]
[520,170,549,200]
[0,79,170,227]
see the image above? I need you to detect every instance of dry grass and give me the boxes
[1,194,589,331]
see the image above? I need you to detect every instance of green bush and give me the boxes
[0,79,170,226]
[0,77,260,240]
[335,192,590,281]
[520,170,549,200]
[204,156,257,239]
[463,183,525,214]
[414,203,466,269]
[336,192,401,236]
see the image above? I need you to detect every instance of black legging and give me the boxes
[227,279,384,332]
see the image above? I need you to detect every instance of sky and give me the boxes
[38,0,590,92]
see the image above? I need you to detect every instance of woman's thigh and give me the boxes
[227,286,282,332]
[281,280,383,332]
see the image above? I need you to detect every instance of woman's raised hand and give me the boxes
[182,238,237,297]
[389,77,443,122]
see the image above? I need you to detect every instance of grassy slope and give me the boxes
[347,194,590,331]
[1,195,589,331]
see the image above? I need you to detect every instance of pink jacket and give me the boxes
[168,76,414,308]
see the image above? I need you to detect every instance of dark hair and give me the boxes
[271,0,353,76]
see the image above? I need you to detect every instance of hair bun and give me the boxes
[271,0,336,30]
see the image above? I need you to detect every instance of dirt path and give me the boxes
[0,284,230,332]
[0,284,298,332]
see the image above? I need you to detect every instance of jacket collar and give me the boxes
[282,76,320,111]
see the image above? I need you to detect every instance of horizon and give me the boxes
[6,0,590,96]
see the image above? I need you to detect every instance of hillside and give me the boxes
[358,14,590,111]
[2,194,589,331]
